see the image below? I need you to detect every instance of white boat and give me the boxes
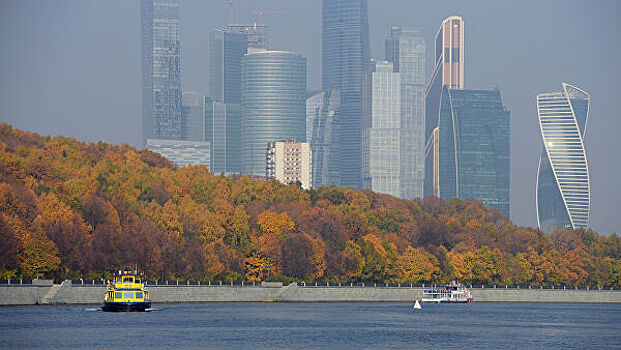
[421,281,472,303]
[413,300,422,309]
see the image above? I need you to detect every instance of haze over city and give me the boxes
[1,0,619,234]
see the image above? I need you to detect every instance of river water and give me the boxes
[1,302,620,349]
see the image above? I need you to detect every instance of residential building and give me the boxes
[266,140,312,190]
[536,83,590,233]
[322,0,370,189]
[362,61,401,197]
[140,0,182,146]
[146,139,210,168]
[306,90,341,187]
[434,87,510,217]
[385,27,425,199]
[241,51,306,177]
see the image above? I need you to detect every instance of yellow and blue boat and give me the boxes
[101,269,151,312]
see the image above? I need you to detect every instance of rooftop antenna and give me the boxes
[228,0,245,26]
[250,8,288,26]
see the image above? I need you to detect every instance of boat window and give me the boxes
[114,292,122,299]
[135,278,141,284]
[116,277,122,283]
[136,292,143,299]
[123,277,133,283]
[124,292,134,299]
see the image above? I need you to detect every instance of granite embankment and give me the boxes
[2,280,621,305]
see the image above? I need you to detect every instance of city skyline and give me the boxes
[1,0,619,234]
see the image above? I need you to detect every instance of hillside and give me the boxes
[0,123,620,286]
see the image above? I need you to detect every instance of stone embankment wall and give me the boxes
[2,282,621,305]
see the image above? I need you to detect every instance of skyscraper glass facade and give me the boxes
[322,0,370,189]
[141,0,182,146]
[204,98,241,175]
[306,90,341,187]
[208,29,246,174]
[437,87,510,217]
[363,61,401,198]
[209,30,247,105]
[536,83,590,233]
[241,51,306,177]
[385,27,425,199]
[424,16,465,197]
[181,91,205,142]
[146,139,210,168]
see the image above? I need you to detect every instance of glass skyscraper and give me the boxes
[241,51,306,177]
[363,61,401,197]
[208,29,247,174]
[385,27,425,199]
[307,90,341,188]
[209,30,247,105]
[424,16,465,197]
[536,83,590,233]
[181,91,205,142]
[436,87,510,217]
[322,0,370,189]
[204,98,241,175]
[141,0,182,146]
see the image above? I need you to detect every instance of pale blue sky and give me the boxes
[0,0,619,234]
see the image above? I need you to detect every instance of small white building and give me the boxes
[266,140,312,190]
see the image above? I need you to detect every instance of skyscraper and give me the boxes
[241,51,306,177]
[435,87,510,217]
[322,0,370,189]
[140,0,182,146]
[204,98,241,174]
[385,27,426,199]
[208,29,247,173]
[536,83,590,233]
[209,30,247,104]
[227,24,268,53]
[181,91,205,142]
[306,90,341,187]
[362,61,401,197]
[425,15,465,197]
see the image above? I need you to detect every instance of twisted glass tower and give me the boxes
[536,83,590,233]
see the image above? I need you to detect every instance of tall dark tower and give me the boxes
[140,0,182,146]
[322,0,370,189]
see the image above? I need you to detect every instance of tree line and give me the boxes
[1,123,620,287]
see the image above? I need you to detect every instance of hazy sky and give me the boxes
[1,0,619,234]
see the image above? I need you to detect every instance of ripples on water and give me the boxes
[1,302,620,349]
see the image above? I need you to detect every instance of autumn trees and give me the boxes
[0,123,620,287]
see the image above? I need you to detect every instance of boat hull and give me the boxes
[421,298,472,303]
[101,301,151,312]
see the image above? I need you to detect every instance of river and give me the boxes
[1,302,620,349]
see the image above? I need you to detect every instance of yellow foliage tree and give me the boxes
[392,247,440,284]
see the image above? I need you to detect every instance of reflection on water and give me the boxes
[1,302,620,349]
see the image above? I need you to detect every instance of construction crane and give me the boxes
[227,0,244,26]
[250,8,288,26]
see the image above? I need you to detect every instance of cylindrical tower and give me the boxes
[241,51,306,176]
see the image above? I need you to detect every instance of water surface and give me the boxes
[1,302,619,349]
